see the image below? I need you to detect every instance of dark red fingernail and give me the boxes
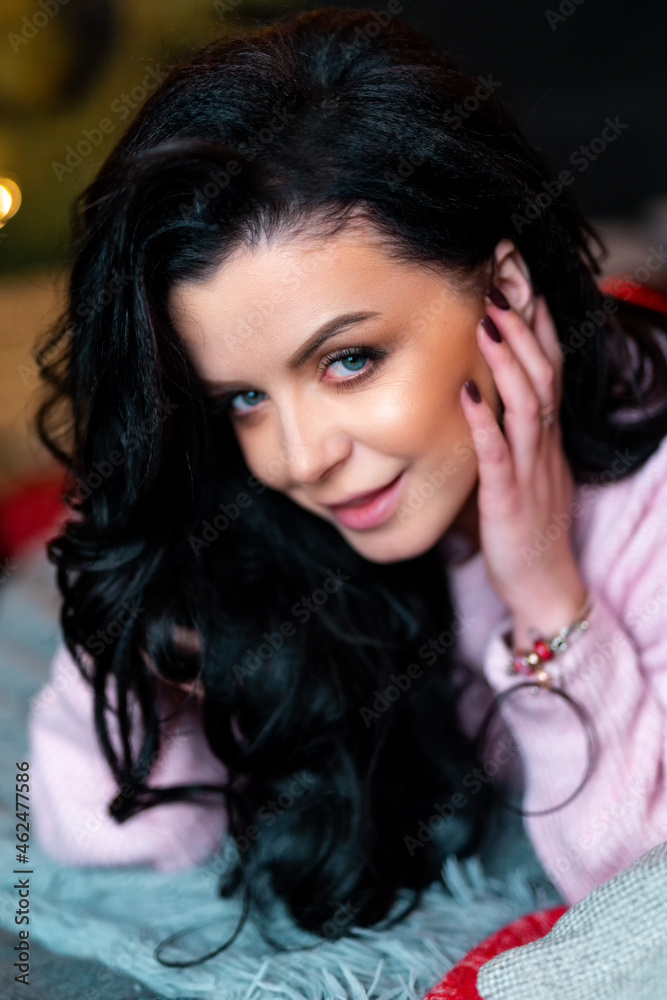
[464,379,481,403]
[486,285,511,310]
[481,315,503,343]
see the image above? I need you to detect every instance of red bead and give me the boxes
[534,639,554,661]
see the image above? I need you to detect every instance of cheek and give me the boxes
[394,319,491,466]
[234,428,284,487]
[387,352,473,454]
[350,388,426,452]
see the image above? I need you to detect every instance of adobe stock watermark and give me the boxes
[176,106,295,218]
[520,448,640,566]
[320,898,363,938]
[545,0,587,31]
[442,73,502,130]
[232,567,350,685]
[340,0,413,58]
[383,73,500,189]
[212,239,339,354]
[231,771,316,854]
[387,281,500,522]
[19,267,135,386]
[540,774,666,887]
[188,473,267,556]
[395,425,490,524]
[84,936,153,1000]
[84,598,145,656]
[624,578,667,632]
[170,224,339,386]
[559,295,619,357]
[512,116,629,233]
[497,276,656,367]
[358,663,424,726]
[7,0,70,53]
[565,578,667,696]
[29,650,86,717]
[212,0,243,19]
[403,734,520,855]
[603,244,667,294]
[358,609,478,727]
[51,65,167,181]
[194,771,317,890]
[69,397,180,502]
[509,577,667,719]
[71,726,188,845]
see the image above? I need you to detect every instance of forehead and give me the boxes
[170,217,399,310]
[170,216,457,318]
[166,218,471,383]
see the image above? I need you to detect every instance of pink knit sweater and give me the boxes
[28,431,667,902]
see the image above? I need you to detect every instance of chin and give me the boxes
[338,519,445,565]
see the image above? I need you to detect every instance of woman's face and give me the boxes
[170,217,499,564]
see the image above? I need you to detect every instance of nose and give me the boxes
[277,394,350,485]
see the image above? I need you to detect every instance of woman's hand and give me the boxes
[460,288,588,650]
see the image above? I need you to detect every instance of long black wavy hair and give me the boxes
[34,4,667,956]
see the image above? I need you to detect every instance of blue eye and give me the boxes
[227,389,267,415]
[215,345,388,418]
[328,353,368,375]
[319,344,388,388]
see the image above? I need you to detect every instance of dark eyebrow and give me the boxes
[286,310,382,369]
[201,310,382,391]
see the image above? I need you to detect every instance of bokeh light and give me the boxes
[0,176,21,227]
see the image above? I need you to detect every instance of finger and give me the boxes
[484,297,559,413]
[460,379,517,516]
[476,313,542,480]
[530,294,564,408]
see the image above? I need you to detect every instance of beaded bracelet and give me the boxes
[470,591,599,817]
[505,592,592,689]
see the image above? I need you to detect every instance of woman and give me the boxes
[28,5,667,954]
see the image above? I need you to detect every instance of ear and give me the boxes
[490,239,537,328]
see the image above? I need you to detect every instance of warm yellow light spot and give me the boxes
[0,177,22,227]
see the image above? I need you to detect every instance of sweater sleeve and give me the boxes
[480,448,667,904]
[27,642,229,871]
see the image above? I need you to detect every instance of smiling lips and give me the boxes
[324,471,406,529]
[325,471,404,508]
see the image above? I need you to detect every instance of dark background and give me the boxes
[283,0,667,218]
[1,0,665,272]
